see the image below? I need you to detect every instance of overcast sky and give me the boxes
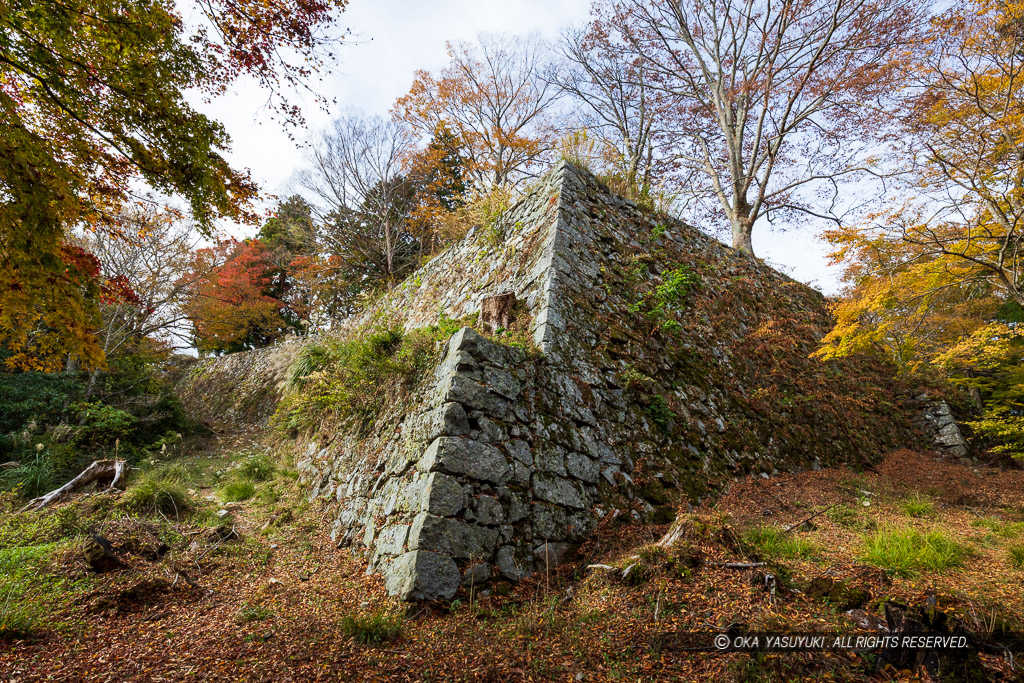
[201,0,843,293]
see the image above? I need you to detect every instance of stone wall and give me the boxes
[179,161,928,601]
[917,397,970,459]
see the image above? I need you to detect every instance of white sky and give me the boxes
[201,0,843,294]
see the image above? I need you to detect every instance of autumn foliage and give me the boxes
[393,35,560,192]
[181,240,300,354]
[0,0,346,370]
[816,0,1024,455]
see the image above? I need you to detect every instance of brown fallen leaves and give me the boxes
[2,449,1022,681]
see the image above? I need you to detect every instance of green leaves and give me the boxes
[1,0,346,370]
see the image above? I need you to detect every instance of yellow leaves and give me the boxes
[912,0,1024,206]
[816,208,1005,374]
[933,322,1024,373]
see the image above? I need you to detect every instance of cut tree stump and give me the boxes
[480,292,516,333]
[83,533,126,573]
[20,459,128,512]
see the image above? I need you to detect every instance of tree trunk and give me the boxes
[20,459,128,512]
[480,292,516,333]
[85,368,101,400]
[731,218,755,256]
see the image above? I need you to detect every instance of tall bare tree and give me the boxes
[555,13,667,195]
[76,206,205,394]
[619,0,925,255]
[299,112,421,286]
[394,33,561,190]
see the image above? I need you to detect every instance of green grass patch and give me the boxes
[742,526,819,560]
[0,590,38,640]
[899,492,935,518]
[150,460,200,485]
[0,506,85,549]
[860,527,970,577]
[971,517,1024,539]
[235,603,274,624]
[236,453,275,483]
[825,504,861,529]
[0,451,58,498]
[122,468,192,517]
[215,537,273,567]
[277,318,469,433]
[0,542,94,636]
[215,451,278,505]
[219,480,255,503]
[1008,545,1024,570]
[340,611,404,646]
[253,482,283,507]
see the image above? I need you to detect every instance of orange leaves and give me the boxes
[392,34,559,192]
[1,0,346,370]
[17,446,1024,681]
[401,121,469,243]
[0,243,107,372]
[180,240,286,354]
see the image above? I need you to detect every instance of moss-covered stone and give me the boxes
[805,576,871,610]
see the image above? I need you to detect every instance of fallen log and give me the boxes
[20,459,128,512]
[655,521,687,549]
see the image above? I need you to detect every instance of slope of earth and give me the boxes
[2,445,1022,681]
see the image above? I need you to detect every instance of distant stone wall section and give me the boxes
[177,165,572,426]
[175,337,304,427]
[917,398,969,458]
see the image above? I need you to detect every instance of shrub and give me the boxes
[646,394,673,430]
[220,480,255,503]
[71,402,136,448]
[900,492,935,518]
[122,469,191,516]
[0,450,57,498]
[236,453,275,483]
[340,611,403,646]
[435,184,514,246]
[0,372,79,434]
[156,461,199,485]
[287,343,333,390]
[624,264,700,334]
[654,267,700,309]
[279,320,467,433]
[861,527,970,577]
[742,526,818,560]
[558,130,599,175]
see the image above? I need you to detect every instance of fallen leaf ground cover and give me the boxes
[1,445,1022,681]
